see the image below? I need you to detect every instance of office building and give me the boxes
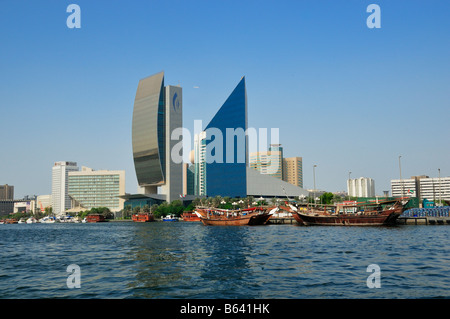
[68,166,125,212]
[283,157,303,188]
[122,71,189,209]
[204,77,248,198]
[0,184,14,200]
[200,77,308,199]
[391,175,450,202]
[52,161,79,215]
[347,177,375,197]
[131,71,183,203]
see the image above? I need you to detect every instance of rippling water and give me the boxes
[0,222,449,299]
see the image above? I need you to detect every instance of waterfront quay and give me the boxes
[398,216,450,225]
[398,207,450,225]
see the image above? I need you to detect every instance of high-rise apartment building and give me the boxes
[68,166,125,212]
[193,131,207,196]
[0,184,14,200]
[347,177,375,197]
[283,157,303,188]
[52,161,79,215]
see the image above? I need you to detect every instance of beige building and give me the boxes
[283,157,303,188]
[249,144,284,180]
[250,144,303,188]
[68,166,125,212]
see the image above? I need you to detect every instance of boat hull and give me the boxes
[296,207,403,226]
[132,213,154,222]
[181,212,201,222]
[200,213,272,226]
[291,213,305,225]
[86,214,106,223]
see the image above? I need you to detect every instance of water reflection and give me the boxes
[198,226,253,298]
[128,223,256,298]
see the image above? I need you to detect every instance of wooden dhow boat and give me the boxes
[194,206,278,226]
[286,198,408,226]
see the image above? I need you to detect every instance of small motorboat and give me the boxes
[162,214,179,221]
[26,217,37,224]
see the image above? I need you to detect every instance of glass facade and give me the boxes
[205,77,247,198]
[132,72,166,186]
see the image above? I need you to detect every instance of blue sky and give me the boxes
[1,0,449,198]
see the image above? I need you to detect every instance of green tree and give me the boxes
[133,206,141,214]
[320,192,334,205]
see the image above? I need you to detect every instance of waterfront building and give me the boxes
[0,200,14,216]
[1,197,37,216]
[247,167,309,199]
[68,166,125,212]
[52,161,79,215]
[283,157,303,188]
[347,177,375,197]
[0,184,14,200]
[391,175,450,202]
[13,198,36,214]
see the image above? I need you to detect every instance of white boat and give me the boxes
[26,217,37,224]
[18,218,26,224]
[39,216,56,223]
[162,214,179,221]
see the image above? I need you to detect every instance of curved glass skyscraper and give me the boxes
[132,71,182,202]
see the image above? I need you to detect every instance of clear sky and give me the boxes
[1,0,449,198]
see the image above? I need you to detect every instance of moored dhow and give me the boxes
[286,198,408,226]
[194,206,278,226]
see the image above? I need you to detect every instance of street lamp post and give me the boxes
[399,156,404,198]
[313,165,317,206]
[348,171,352,200]
[438,168,441,207]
